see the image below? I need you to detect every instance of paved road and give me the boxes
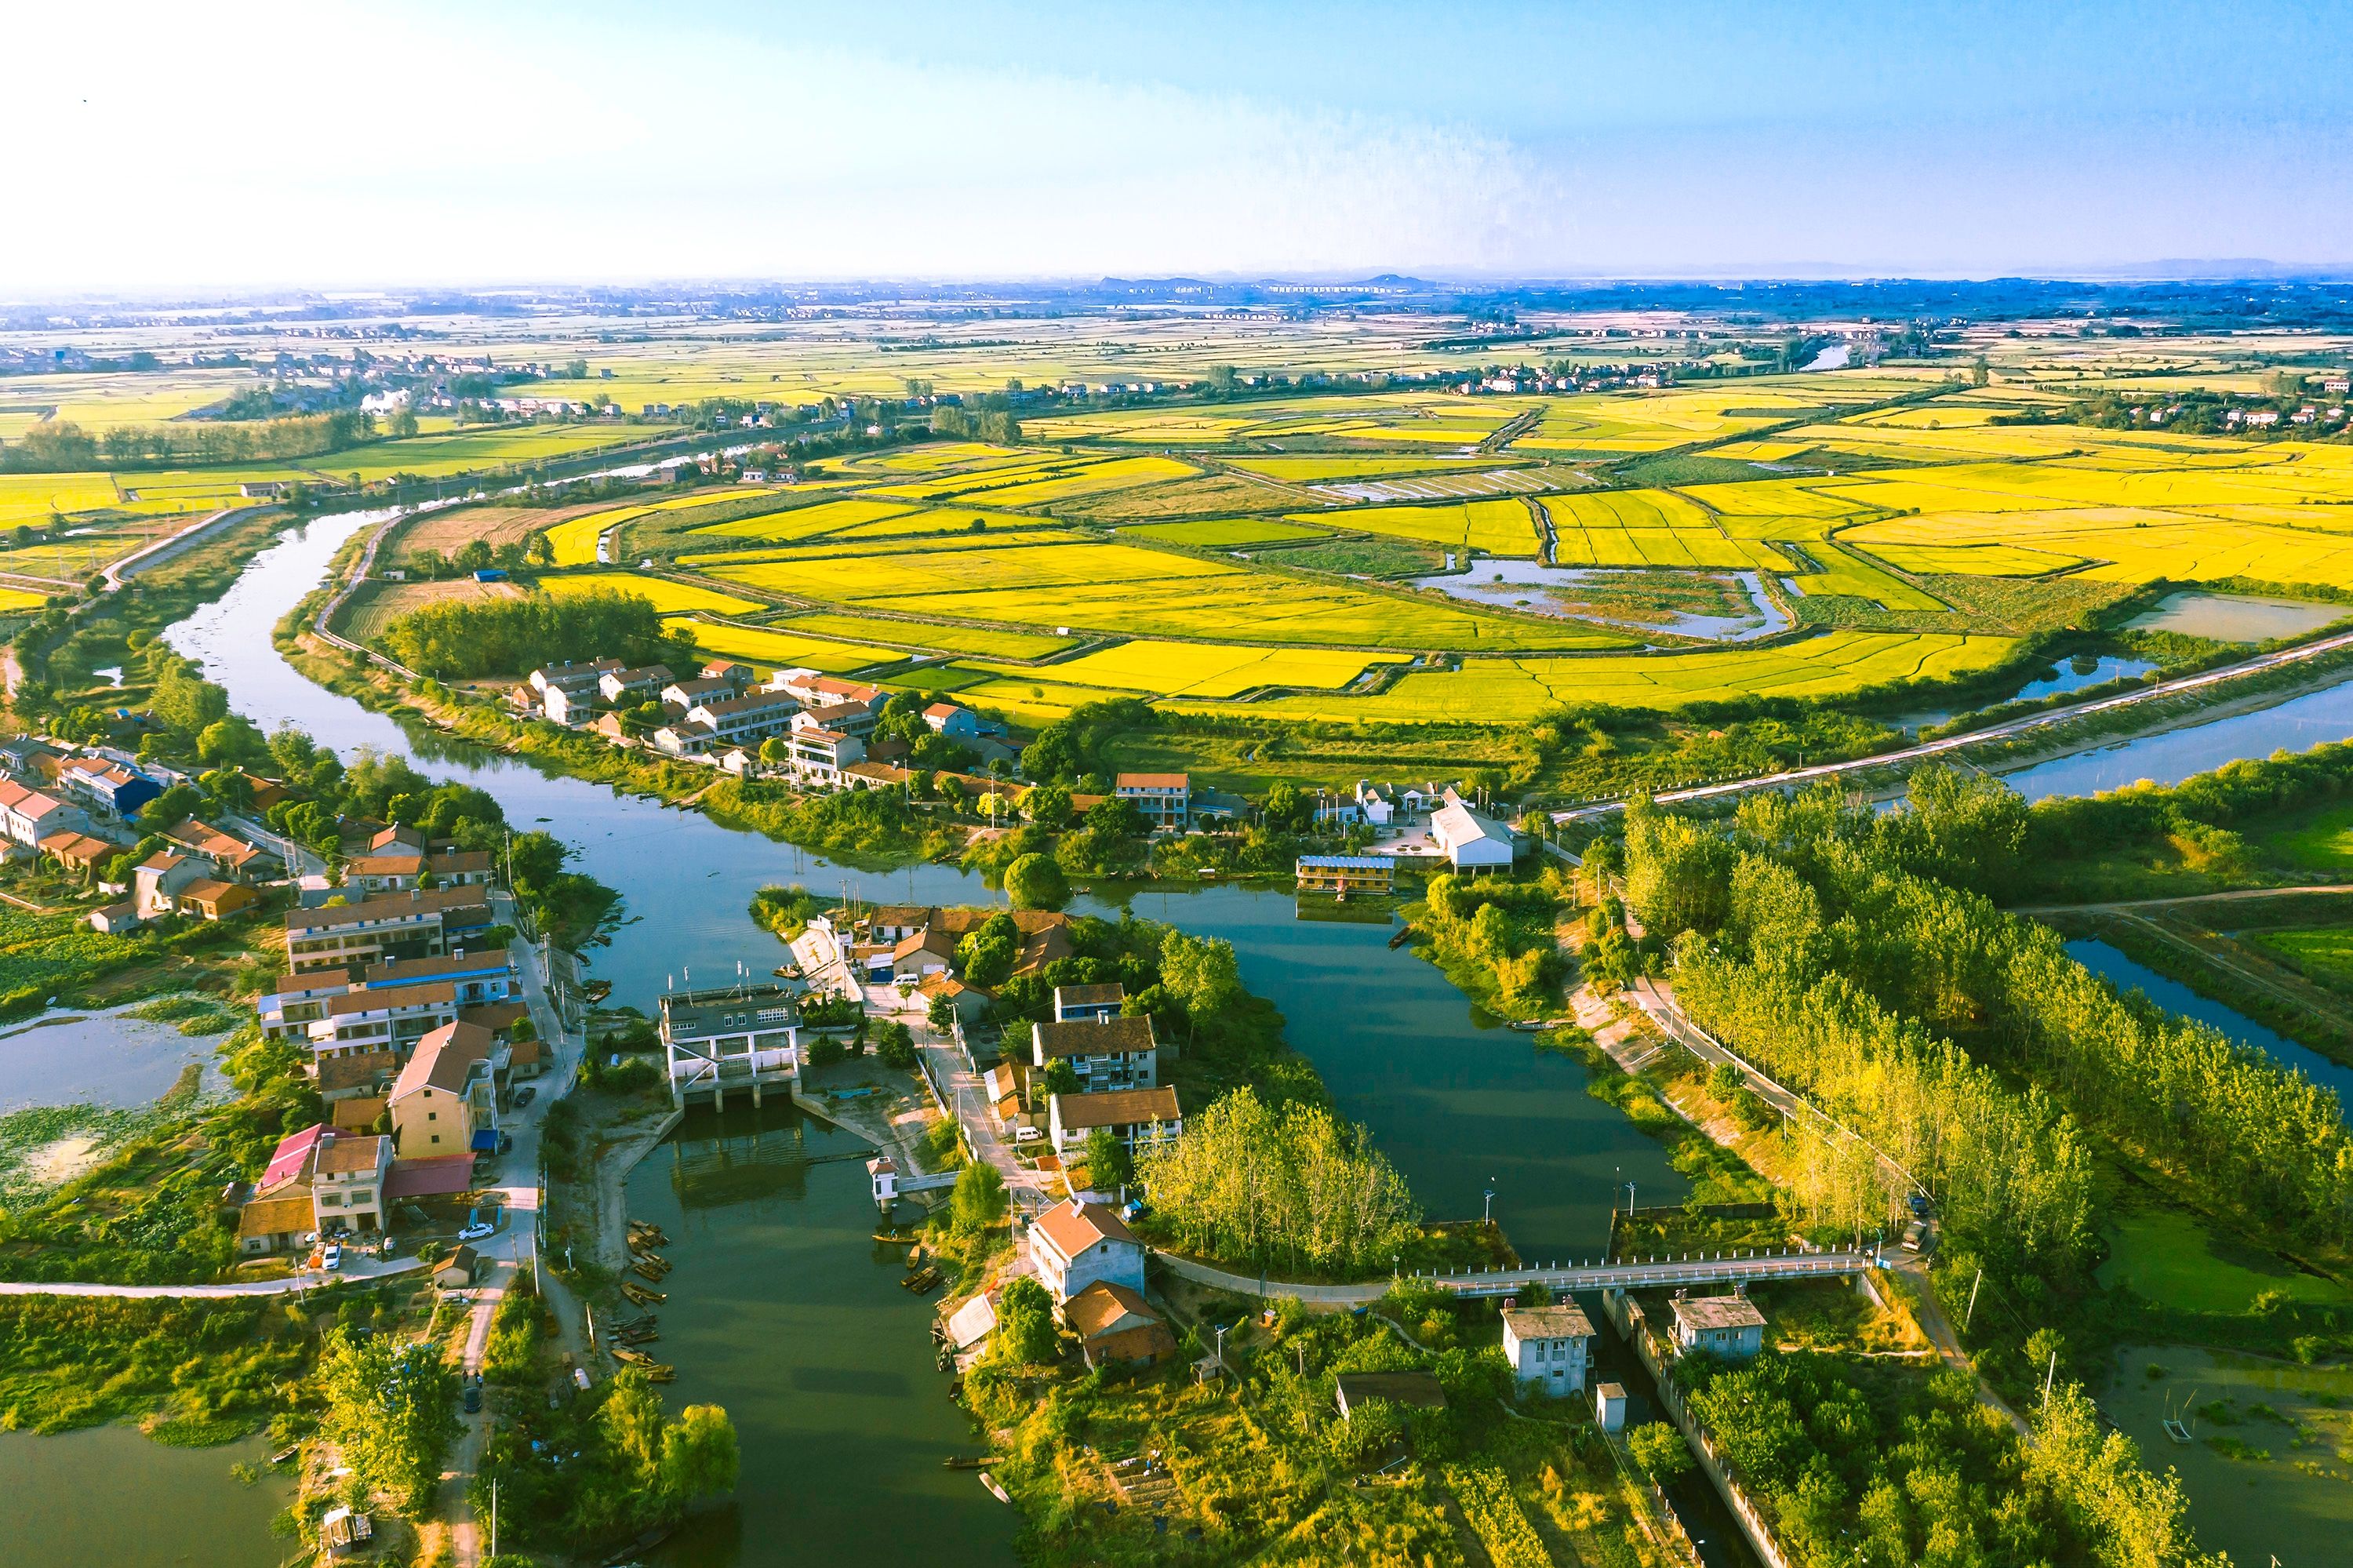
[1556,624,2353,820]
[2013,882,2353,915]
[0,1257,431,1297]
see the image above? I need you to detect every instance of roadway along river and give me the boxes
[15,508,1686,1568]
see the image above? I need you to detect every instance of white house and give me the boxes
[923,702,980,738]
[1595,1381,1629,1432]
[1354,780,1395,827]
[1048,1085,1182,1156]
[1027,1198,1145,1303]
[1032,1014,1158,1093]
[1114,772,1190,830]
[1430,790,1514,871]
[1501,1303,1595,1397]
[1671,1293,1766,1360]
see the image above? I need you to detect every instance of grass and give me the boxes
[1293,500,1541,557]
[682,618,904,675]
[543,487,769,566]
[1118,517,1331,548]
[0,1295,312,1443]
[2263,802,2353,872]
[2247,926,2353,986]
[340,577,524,642]
[2097,1206,2351,1312]
[970,640,1406,700]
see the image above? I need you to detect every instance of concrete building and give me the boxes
[389,1020,500,1158]
[1295,855,1395,895]
[1671,1293,1766,1360]
[1501,1302,1595,1397]
[660,984,801,1109]
[1033,1013,1159,1093]
[282,888,493,973]
[1052,983,1125,1023]
[1114,772,1190,830]
[1028,1198,1145,1304]
[311,979,460,1060]
[1064,1280,1176,1369]
[1048,1085,1182,1155]
[1429,790,1515,871]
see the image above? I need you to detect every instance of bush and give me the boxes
[1003,853,1069,911]
[1626,1421,1693,1483]
[950,1160,1006,1234]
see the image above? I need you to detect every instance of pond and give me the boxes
[1892,653,2158,732]
[2105,1344,2353,1567]
[2126,590,2348,642]
[1997,668,2353,801]
[0,1003,232,1112]
[1408,562,1790,643]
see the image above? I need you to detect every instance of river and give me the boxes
[14,508,1686,1566]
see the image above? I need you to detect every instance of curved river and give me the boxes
[9,509,1689,1568]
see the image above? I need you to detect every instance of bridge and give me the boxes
[1152,1243,1883,1306]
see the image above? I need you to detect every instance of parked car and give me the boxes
[463,1384,482,1414]
[442,1290,470,1306]
[320,1245,343,1271]
[376,1235,398,1259]
[515,1086,536,1108]
[458,1221,496,1242]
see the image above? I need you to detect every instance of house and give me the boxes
[56,757,161,819]
[598,664,674,705]
[318,1050,401,1101]
[344,845,493,893]
[945,1288,1000,1353]
[1430,791,1514,871]
[766,670,886,725]
[1594,1381,1629,1432]
[1027,1198,1145,1303]
[923,702,980,738]
[867,1153,898,1206]
[1032,1013,1159,1093]
[86,900,141,934]
[236,1193,316,1256]
[311,979,461,1060]
[660,983,801,1108]
[985,1060,1027,1123]
[687,689,803,750]
[653,720,718,757]
[1114,772,1190,830]
[311,1132,392,1234]
[1501,1303,1595,1397]
[37,830,115,879]
[867,905,933,943]
[133,850,214,919]
[1296,855,1395,896]
[283,887,492,972]
[529,659,621,703]
[436,1244,489,1288]
[1053,983,1125,1023]
[543,682,595,727]
[890,928,957,984]
[389,1020,500,1158]
[1064,1280,1176,1369]
[798,698,880,741]
[920,973,990,1030]
[1049,1086,1182,1155]
[178,879,257,921]
[160,817,281,882]
[1355,780,1395,826]
[700,660,754,688]
[0,777,92,848]
[660,675,739,710]
[1671,1293,1766,1360]
[786,715,866,784]
[362,951,516,1006]
[1334,1370,1448,1421]
[259,970,358,1043]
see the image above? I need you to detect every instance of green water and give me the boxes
[2109,1345,2353,1566]
[626,1102,1021,1567]
[0,1428,291,1565]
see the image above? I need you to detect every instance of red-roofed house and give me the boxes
[1027,1197,1144,1303]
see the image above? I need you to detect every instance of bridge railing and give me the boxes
[1409,1246,1880,1298]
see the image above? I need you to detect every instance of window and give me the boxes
[431,1133,440,1144]
[427,1111,437,1121]
[352,1189,373,1205]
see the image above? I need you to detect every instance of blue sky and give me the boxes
[13,1,2351,291]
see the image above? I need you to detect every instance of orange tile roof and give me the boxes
[1031,1198,1135,1264]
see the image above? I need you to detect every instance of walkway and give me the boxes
[1555,624,2353,820]
[1153,1243,1882,1307]
[2013,883,2353,915]
[0,1257,430,1297]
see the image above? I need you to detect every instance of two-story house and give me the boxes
[1048,1085,1182,1157]
[1114,772,1190,830]
[388,1020,501,1158]
[1027,1197,1145,1304]
[1032,1014,1158,1093]
[1501,1303,1596,1397]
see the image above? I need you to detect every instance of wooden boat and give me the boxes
[646,1365,676,1384]
[582,980,613,1003]
[1387,925,1414,949]
[620,1281,664,1306]
[601,1523,676,1566]
[872,1231,921,1245]
[612,1346,656,1367]
[942,1454,994,1470]
[901,1266,943,1293]
[627,1222,668,1246]
[980,1471,1012,1504]
[267,1444,300,1466]
[631,1262,667,1284]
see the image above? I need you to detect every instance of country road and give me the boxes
[2012,882,2353,915]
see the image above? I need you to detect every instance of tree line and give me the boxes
[0,411,380,473]
[380,585,692,679]
[1630,768,2353,1267]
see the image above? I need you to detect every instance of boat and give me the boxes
[647,1365,677,1384]
[902,1267,944,1293]
[1387,925,1414,949]
[773,964,798,978]
[943,1454,995,1470]
[1507,1019,1551,1033]
[612,1346,656,1367]
[620,1281,664,1306]
[601,1523,676,1566]
[582,980,613,1003]
[872,1231,921,1246]
[631,1262,667,1284]
[267,1444,300,1466]
[980,1471,1013,1504]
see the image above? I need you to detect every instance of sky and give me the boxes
[13,0,2353,293]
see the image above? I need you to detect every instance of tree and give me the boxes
[1024,783,1073,828]
[1004,852,1069,911]
[1040,1058,1081,1098]
[317,1331,460,1512]
[950,1159,1005,1234]
[139,782,203,831]
[875,1020,918,1069]
[1085,795,1148,839]
[1627,1421,1693,1483]
[1083,1125,1131,1190]
[1158,928,1242,1030]
[992,1275,1060,1365]
[661,1402,740,1503]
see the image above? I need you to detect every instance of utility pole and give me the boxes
[1963,1268,1982,1333]
[2042,1349,2058,1405]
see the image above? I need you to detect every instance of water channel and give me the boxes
[36,505,2353,1565]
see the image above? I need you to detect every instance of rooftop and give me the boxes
[1115,772,1189,790]
[661,984,800,1039]
[1034,1014,1156,1060]
[1672,1294,1766,1333]
[1031,1198,1136,1263]
[1502,1304,1595,1341]
[1064,1279,1159,1340]
[392,1020,495,1100]
[1052,1086,1180,1130]
[1054,982,1126,1008]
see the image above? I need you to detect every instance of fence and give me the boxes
[1601,1288,1794,1568]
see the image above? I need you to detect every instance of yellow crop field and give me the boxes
[1226,456,1522,481]
[1238,631,2020,722]
[710,538,1216,603]
[1545,490,1716,532]
[973,640,1405,700]
[1122,518,1332,548]
[782,613,1077,660]
[861,578,1629,652]
[1841,509,2353,590]
[1865,543,2088,577]
[543,487,769,565]
[536,570,768,617]
[0,472,123,527]
[0,585,53,613]
[822,442,1030,475]
[1678,478,1870,519]
[1294,500,1540,556]
[681,620,896,676]
[680,529,1081,569]
[330,423,678,484]
[828,509,1035,540]
[950,456,1200,508]
[1784,540,1945,609]
[691,497,918,540]
[867,453,1109,500]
